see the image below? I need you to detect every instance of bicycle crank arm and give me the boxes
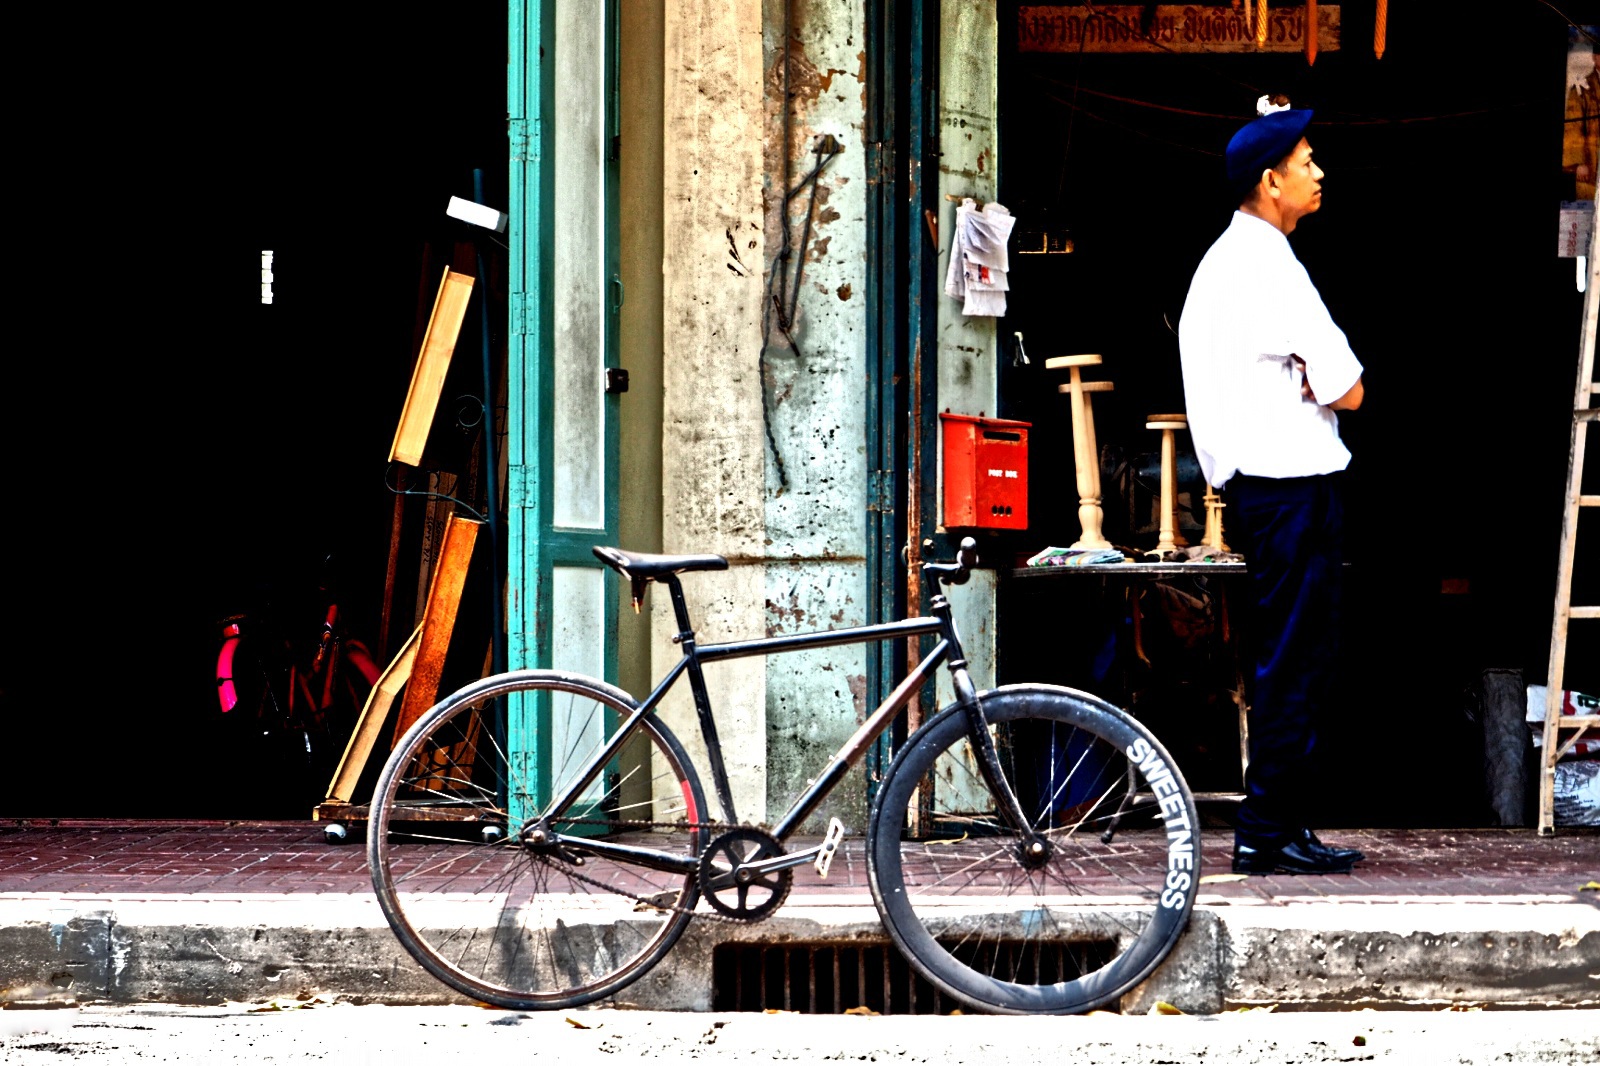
[700,846,821,893]
[547,833,701,877]
[739,845,823,877]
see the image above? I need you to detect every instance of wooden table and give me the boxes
[1000,560,1250,804]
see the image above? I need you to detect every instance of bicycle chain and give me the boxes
[523,816,771,926]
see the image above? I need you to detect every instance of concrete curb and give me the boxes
[1,895,1596,1012]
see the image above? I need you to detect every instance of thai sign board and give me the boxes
[1017,5,1341,54]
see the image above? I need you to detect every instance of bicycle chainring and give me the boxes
[697,827,791,921]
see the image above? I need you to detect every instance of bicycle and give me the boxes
[366,538,1200,1015]
[214,556,381,814]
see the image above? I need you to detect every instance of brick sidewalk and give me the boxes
[0,820,1594,904]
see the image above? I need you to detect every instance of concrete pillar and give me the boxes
[935,0,1000,707]
[660,0,770,823]
[757,0,871,833]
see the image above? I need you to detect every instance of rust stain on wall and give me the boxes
[765,593,809,633]
[847,673,868,720]
[819,67,852,92]
[836,282,852,301]
[766,35,824,107]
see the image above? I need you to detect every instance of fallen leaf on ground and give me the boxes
[1580,881,1600,892]
[763,1009,797,1015]
[1199,874,1249,884]
[248,994,333,1013]
[1353,1035,1367,1046]
[925,834,969,847]
[844,1006,880,1016]
[1233,1005,1277,1014]
[565,1017,592,1029]
[1149,1001,1184,1015]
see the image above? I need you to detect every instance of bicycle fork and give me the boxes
[932,586,1050,864]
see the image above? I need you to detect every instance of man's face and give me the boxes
[1274,138,1324,226]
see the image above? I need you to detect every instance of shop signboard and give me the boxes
[1017,4,1340,54]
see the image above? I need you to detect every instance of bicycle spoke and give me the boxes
[370,673,706,1010]
[870,688,1198,1015]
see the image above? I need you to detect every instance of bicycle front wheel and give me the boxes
[367,670,708,1010]
[867,685,1199,1015]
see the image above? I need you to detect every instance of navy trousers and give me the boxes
[1224,473,1345,850]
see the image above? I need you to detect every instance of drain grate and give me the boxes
[711,939,1118,1014]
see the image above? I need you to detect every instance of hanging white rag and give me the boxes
[943,198,1017,317]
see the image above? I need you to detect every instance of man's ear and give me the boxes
[1262,168,1281,200]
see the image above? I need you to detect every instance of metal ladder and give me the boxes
[1540,223,1600,836]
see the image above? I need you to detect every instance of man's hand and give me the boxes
[1292,354,1364,410]
[1291,355,1318,403]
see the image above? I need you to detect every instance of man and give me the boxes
[1177,97,1367,876]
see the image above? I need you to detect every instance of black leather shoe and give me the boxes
[1232,839,1355,875]
[1301,828,1365,864]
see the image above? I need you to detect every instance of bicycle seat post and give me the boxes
[662,574,740,825]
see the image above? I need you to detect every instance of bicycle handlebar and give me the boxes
[922,537,979,586]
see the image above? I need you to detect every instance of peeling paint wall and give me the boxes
[656,1,994,832]
[933,0,1000,712]
[659,0,770,823]
[758,0,870,834]
[935,0,999,423]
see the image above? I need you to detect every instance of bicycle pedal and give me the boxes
[814,817,846,878]
[634,889,678,913]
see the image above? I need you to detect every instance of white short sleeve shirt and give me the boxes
[1178,211,1363,488]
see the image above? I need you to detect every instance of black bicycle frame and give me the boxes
[537,561,1033,870]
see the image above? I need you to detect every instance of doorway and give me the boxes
[5,7,508,818]
[992,1,1587,826]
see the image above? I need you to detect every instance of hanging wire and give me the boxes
[383,461,487,524]
[1534,0,1598,42]
[1032,76,1543,130]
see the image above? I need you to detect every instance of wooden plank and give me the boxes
[392,515,482,740]
[1540,204,1600,834]
[389,268,476,466]
[407,642,496,793]
[319,625,422,807]
[1016,4,1339,54]
[414,471,460,625]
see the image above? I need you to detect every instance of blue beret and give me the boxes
[1225,108,1314,186]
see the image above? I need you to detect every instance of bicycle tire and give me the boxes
[367,670,709,1010]
[867,684,1200,1015]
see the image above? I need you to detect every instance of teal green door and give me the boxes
[507,0,622,813]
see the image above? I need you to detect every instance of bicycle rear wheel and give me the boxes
[367,671,708,1009]
[867,684,1199,1015]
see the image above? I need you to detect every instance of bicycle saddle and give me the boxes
[593,546,729,613]
[592,545,730,580]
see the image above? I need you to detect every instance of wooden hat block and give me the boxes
[1202,482,1230,551]
[1045,353,1113,550]
[1145,413,1188,556]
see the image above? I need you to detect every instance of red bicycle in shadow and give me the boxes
[214,557,381,815]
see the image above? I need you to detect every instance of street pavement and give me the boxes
[0,820,1595,1014]
[4,1002,1599,1065]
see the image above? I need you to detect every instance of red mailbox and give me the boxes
[939,412,1031,530]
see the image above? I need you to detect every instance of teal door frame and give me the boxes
[865,0,943,795]
[507,0,623,806]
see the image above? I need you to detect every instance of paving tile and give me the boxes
[0,821,1594,903]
